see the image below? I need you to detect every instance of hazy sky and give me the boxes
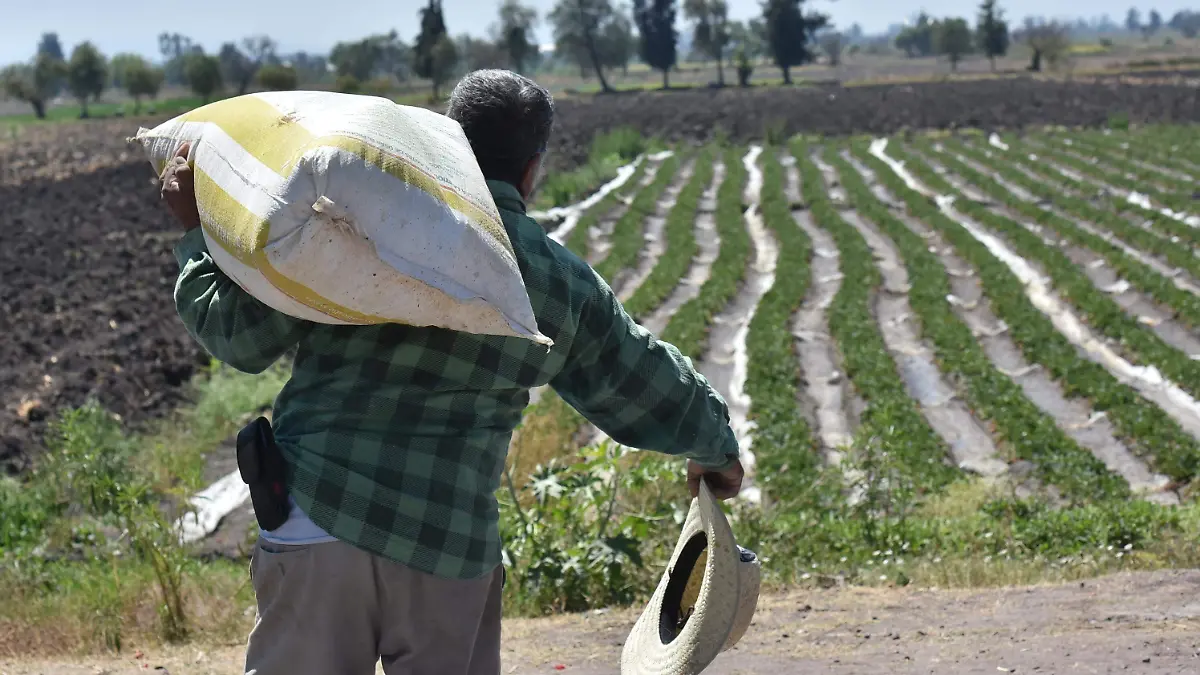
[3,0,1191,65]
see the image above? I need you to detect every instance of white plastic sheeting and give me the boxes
[176,470,249,544]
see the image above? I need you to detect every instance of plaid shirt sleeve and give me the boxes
[550,267,740,469]
[172,228,310,374]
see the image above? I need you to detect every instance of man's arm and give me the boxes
[550,268,740,472]
[161,142,309,374]
[173,229,311,374]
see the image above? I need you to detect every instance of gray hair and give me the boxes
[446,69,555,186]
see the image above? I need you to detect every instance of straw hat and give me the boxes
[620,480,762,675]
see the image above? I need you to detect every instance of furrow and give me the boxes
[695,146,776,503]
[814,151,1006,478]
[638,161,724,337]
[540,154,646,242]
[782,156,862,466]
[615,160,697,303]
[659,146,750,361]
[1048,136,1193,202]
[1008,137,1200,246]
[1066,133,1199,185]
[915,146,1200,355]
[947,141,1200,300]
[798,140,958,494]
[587,158,669,268]
[624,149,714,322]
[865,137,1200,485]
[842,148,1171,502]
[744,150,822,500]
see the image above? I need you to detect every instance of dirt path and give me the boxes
[5,570,1199,674]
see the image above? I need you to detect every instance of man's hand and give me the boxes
[686,458,744,501]
[159,142,201,232]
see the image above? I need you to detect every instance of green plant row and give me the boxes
[1114,126,1200,176]
[1003,135,1200,249]
[890,141,1200,400]
[950,139,1200,293]
[623,148,715,320]
[933,140,1200,333]
[1065,131,1200,192]
[742,147,821,500]
[563,158,650,258]
[856,139,1200,483]
[827,145,1128,502]
[1029,134,1194,205]
[660,146,750,360]
[593,153,683,284]
[795,140,958,493]
[534,127,658,211]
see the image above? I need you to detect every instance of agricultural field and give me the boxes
[5,79,1200,669]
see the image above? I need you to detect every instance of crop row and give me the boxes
[949,139,1200,298]
[563,158,649,258]
[1006,136,1200,249]
[929,140,1200,333]
[796,140,957,493]
[741,147,820,499]
[886,142,1200,403]
[858,139,1200,483]
[593,153,683,284]
[826,145,1129,501]
[659,147,750,360]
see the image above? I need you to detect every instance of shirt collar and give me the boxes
[486,179,527,215]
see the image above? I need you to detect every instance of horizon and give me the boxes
[3,0,1195,66]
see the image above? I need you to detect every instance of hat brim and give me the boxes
[620,481,747,675]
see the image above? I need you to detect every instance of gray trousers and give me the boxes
[244,537,503,675]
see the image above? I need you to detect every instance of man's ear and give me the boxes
[518,154,543,200]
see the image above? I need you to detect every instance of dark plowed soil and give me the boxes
[4,77,1200,471]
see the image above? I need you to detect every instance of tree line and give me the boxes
[4,1,1199,119]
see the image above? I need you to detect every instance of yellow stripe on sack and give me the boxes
[180,95,513,258]
[194,167,392,324]
[193,168,267,266]
[178,95,315,177]
[320,135,513,257]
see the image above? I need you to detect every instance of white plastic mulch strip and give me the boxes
[540,151,677,246]
[724,144,772,505]
[988,133,1009,151]
[176,470,249,544]
[872,138,1200,439]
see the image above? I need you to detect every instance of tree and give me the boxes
[109,53,144,89]
[67,42,107,118]
[35,33,66,95]
[1016,18,1069,71]
[683,0,731,85]
[498,0,539,72]
[1169,10,1200,38]
[1146,9,1162,37]
[934,17,972,70]
[633,0,678,88]
[158,33,199,85]
[895,12,935,57]
[428,35,459,98]
[549,0,618,91]
[414,0,452,93]
[257,64,298,91]
[123,57,164,114]
[1125,7,1141,34]
[219,36,277,95]
[330,32,409,83]
[1,53,65,119]
[599,10,637,74]
[819,30,844,66]
[185,54,223,102]
[729,19,768,62]
[976,0,1009,71]
[762,0,828,84]
[456,35,506,71]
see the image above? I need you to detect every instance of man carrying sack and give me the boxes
[159,69,744,675]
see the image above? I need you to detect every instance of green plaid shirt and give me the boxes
[172,179,739,579]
